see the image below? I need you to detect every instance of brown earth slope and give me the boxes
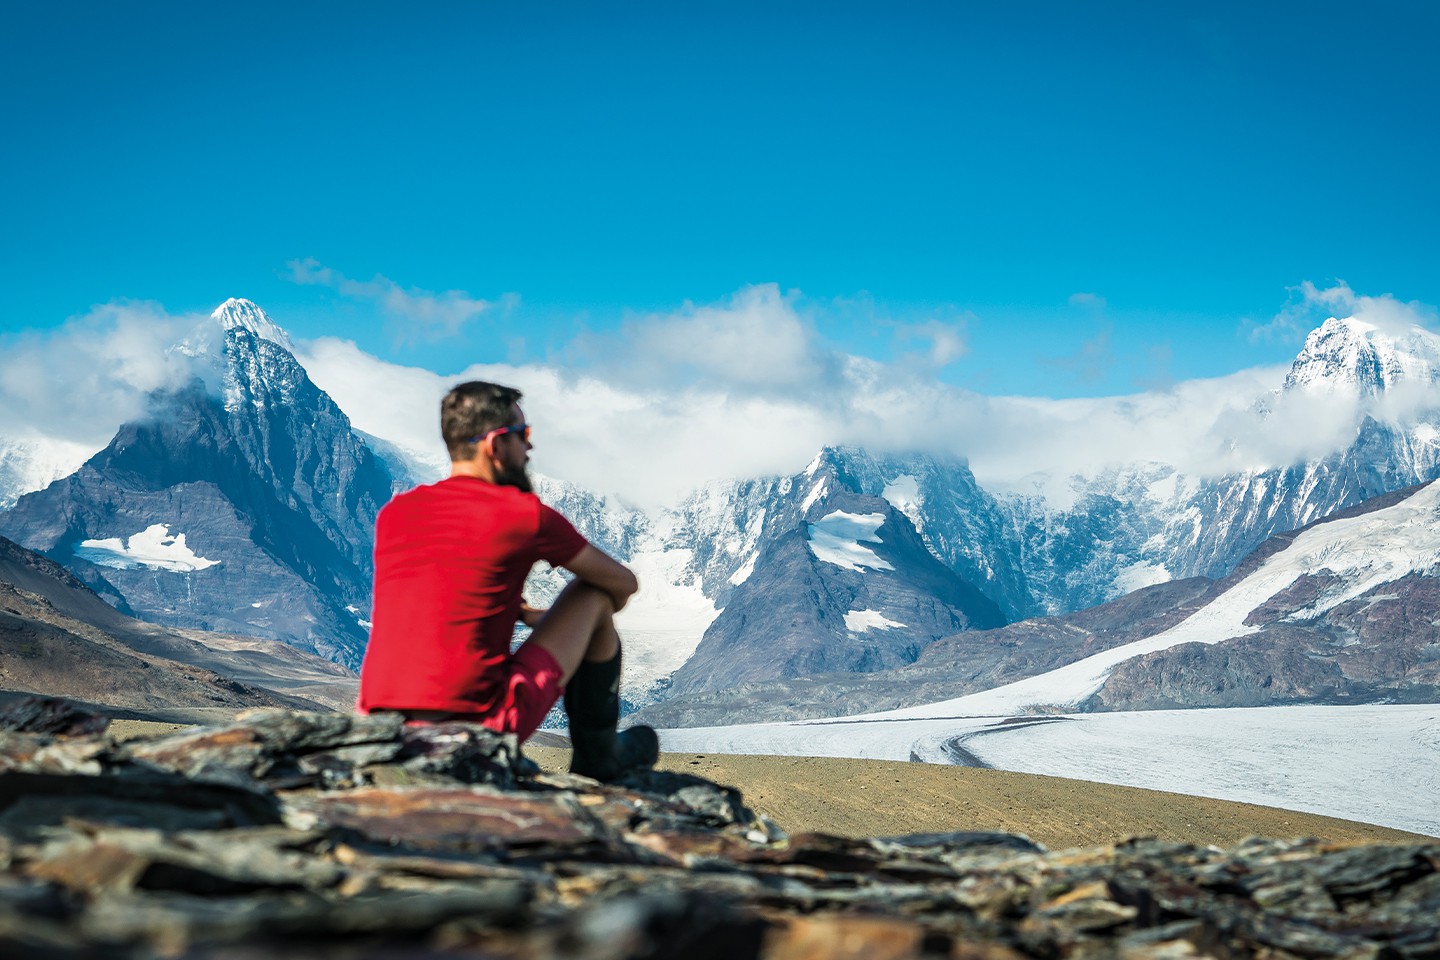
[0,534,356,720]
[524,745,1428,849]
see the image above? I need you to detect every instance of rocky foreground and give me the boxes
[0,701,1436,959]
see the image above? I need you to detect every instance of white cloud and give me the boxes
[10,282,1439,518]
[298,284,1440,510]
[288,258,514,341]
[0,301,209,448]
[571,284,841,394]
[1248,280,1439,343]
[894,317,970,368]
[1068,292,1107,310]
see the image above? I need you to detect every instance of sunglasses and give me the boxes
[471,423,531,446]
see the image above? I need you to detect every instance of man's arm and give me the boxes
[563,544,639,612]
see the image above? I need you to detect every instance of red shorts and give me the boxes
[395,643,565,742]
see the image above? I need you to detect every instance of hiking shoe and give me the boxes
[570,724,659,782]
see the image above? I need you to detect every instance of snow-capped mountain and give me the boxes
[6,297,1440,709]
[0,300,396,668]
[667,450,1005,694]
[1283,316,1440,396]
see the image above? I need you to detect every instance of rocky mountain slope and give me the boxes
[668,453,1004,695]
[0,300,397,669]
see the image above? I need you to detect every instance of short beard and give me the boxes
[496,462,532,493]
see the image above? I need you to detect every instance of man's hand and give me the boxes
[519,603,548,628]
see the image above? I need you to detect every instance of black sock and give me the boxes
[563,647,622,731]
[565,647,622,777]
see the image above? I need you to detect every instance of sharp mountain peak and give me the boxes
[211,297,293,350]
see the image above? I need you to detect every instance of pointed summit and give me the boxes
[211,298,293,350]
[1284,315,1440,397]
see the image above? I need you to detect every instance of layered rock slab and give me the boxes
[0,703,1436,959]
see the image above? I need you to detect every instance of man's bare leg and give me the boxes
[523,580,657,780]
[524,581,619,683]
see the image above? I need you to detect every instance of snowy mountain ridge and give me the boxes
[1283,315,1440,397]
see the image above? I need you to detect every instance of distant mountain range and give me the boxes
[636,480,1440,727]
[4,300,1440,719]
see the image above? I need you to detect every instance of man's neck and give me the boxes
[450,459,497,483]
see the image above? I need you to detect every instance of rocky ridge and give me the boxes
[1,701,1436,959]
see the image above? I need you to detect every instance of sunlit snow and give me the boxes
[614,547,721,699]
[807,511,894,572]
[799,477,828,514]
[75,524,221,572]
[844,609,906,632]
[1111,560,1170,594]
[728,552,758,585]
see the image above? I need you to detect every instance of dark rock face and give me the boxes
[0,327,396,669]
[1,705,1437,959]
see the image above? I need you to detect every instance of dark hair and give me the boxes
[441,381,523,461]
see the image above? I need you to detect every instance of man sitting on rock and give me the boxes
[357,380,658,781]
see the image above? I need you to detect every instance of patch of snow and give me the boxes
[74,524,221,573]
[807,511,894,572]
[1111,560,1170,594]
[803,451,824,478]
[800,478,828,514]
[728,552,758,585]
[881,474,923,532]
[345,603,373,629]
[212,298,293,349]
[844,609,906,632]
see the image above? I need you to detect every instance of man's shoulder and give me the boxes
[390,477,546,515]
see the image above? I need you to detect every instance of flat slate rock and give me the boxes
[0,701,1436,959]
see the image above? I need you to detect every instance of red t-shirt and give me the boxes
[357,476,588,716]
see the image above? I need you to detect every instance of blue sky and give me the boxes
[3,1,1437,398]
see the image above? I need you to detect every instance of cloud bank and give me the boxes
[5,282,1437,511]
[296,282,1440,509]
[0,301,209,447]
